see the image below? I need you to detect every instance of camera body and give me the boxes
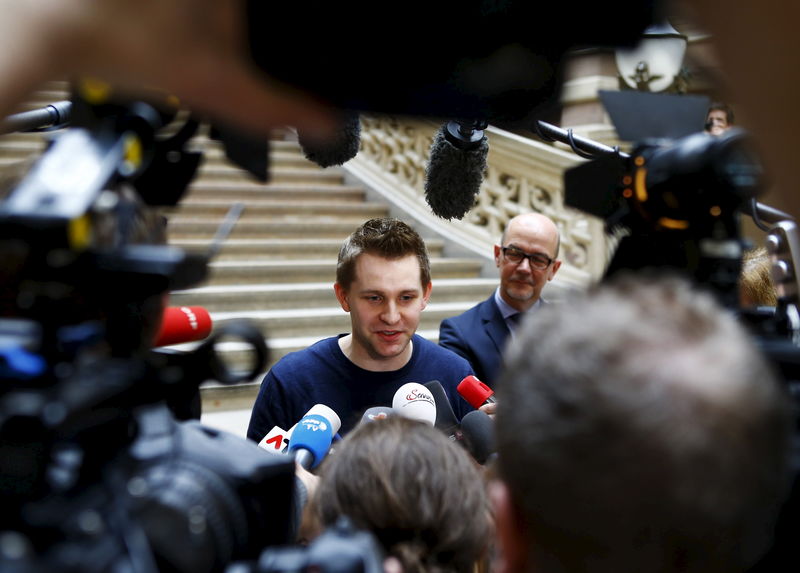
[0,93,384,573]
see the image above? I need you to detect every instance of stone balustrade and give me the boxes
[345,115,611,292]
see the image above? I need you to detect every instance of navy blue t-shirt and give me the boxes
[246,334,474,440]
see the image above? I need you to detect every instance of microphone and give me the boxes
[424,119,489,220]
[459,410,496,465]
[392,383,437,426]
[304,404,342,436]
[259,404,341,458]
[423,380,461,439]
[457,375,496,409]
[360,406,395,425]
[153,306,213,347]
[296,110,361,167]
[258,425,291,454]
[289,409,336,470]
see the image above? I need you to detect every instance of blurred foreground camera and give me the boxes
[233,517,384,573]
[0,88,383,572]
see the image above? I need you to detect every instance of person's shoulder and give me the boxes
[269,336,339,373]
[417,335,472,367]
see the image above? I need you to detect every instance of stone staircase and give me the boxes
[1,84,498,419]
[170,133,496,412]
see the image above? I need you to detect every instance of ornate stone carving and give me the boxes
[346,115,611,286]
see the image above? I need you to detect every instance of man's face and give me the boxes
[334,253,431,368]
[494,219,561,312]
[706,109,730,136]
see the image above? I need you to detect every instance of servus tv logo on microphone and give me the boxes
[393,382,437,425]
[404,387,434,406]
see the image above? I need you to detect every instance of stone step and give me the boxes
[11,90,69,112]
[166,218,371,240]
[203,301,472,341]
[169,237,446,261]
[165,199,387,219]
[198,135,300,154]
[196,163,345,184]
[0,139,47,158]
[184,182,366,203]
[202,147,316,170]
[169,277,495,311]
[0,131,55,145]
[203,258,484,285]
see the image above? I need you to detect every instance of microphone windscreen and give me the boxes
[360,406,395,425]
[305,403,342,435]
[459,410,495,465]
[457,375,494,409]
[297,110,361,167]
[154,306,212,347]
[424,124,488,220]
[392,383,436,426]
[423,380,459,431]
[288,414,334,469]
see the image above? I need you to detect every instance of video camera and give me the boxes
[0,87,384,572]
[551,88,800,427]
[554,91,793,326]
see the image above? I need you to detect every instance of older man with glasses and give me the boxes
[438,212,561,388]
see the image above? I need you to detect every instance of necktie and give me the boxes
[509,312,524,330]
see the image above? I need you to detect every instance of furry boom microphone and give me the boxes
[424,120,489,220]
[296,110,361,167]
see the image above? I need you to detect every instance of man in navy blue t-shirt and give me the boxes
[247,218,474,439]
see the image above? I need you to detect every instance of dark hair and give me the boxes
[496,273,792,573]
[336,218,431,289]
[309,416,492,573]
[707,101,735,125]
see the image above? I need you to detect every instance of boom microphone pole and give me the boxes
[0,100,72,134]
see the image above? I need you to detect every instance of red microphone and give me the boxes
[457,375,496,409]
[154,306,213,347]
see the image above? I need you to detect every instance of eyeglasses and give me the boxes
[501,245,554,270]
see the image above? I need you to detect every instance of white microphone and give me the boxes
[305,403,342,435]
[392,382,437,426]
[258,425,291,454]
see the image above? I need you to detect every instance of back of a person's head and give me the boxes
[740,246,777,307]
[495,273,792,573]
[309,416,491,573]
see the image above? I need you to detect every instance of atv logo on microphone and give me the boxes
[404,388,434,407]
[301,418,328,432]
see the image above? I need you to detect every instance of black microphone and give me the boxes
[459,410,496,465]
[359,406,395,426]
[423,380,461,440]
[424,119,489,220]
[296,110,361,167]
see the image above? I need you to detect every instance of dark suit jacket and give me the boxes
[438,294,510,388]
[439,293,549,388]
